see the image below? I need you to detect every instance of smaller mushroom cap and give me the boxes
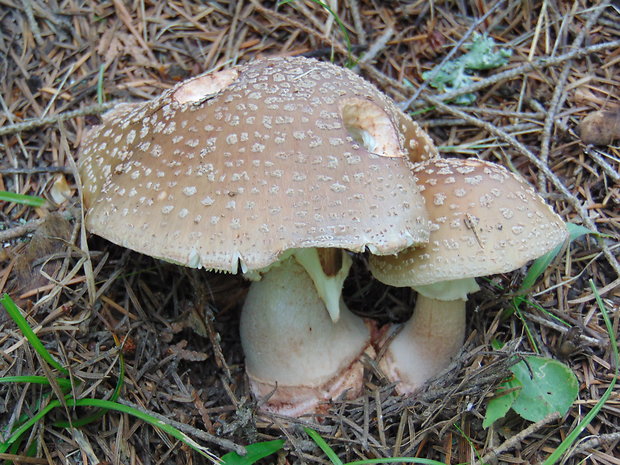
[370,158,568,287]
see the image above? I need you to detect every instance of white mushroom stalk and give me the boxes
[380,294,466,394]
[245,247,352,322]
[370,158,568,394]
[240,255,372,416]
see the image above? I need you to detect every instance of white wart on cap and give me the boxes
[78,56,433,274]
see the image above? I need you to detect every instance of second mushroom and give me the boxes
[370,158,568,393]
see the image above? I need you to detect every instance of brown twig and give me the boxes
[476,412,561,464]
[405,40,620,110]
[400,0,507,110]
[0,102,118,137]
[537,1,612,192]
[116,398,246,455]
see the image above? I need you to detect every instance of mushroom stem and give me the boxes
[240,256,372,416]
[379,294,466,394]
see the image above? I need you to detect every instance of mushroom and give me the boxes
[369,158,568,393]
[78,56,436,414]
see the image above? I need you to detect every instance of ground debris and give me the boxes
[0,0,618,464]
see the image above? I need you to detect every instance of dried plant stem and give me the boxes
[22,0,42,45]
[583,147,620,183]
[0,219,45,242]
[116,398,246,455]
[537,0,611,192]
[537,61,572,192]
[348,0,366,45]
[351,26,394,71]
[572,431,620,456]
[400,0,506,110]
[406,39,620,110]
[0,102,118,137]
[476,412,561,464]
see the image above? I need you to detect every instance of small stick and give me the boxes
[400,0,506,111]
[348,0,367,45]
[0,102,118,137]
[537,1,611,192]
[0,218,45,242]
[583,147,620,183]
[0,166,71,175]
[404,40,620,110]
[476,412,561,464]
[22,0,43,45]
[572,432,620,456]
[117,398,247,455]
[351,26,394,72]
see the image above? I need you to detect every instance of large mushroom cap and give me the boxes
[370,158,568,287]
[78,56,433,273]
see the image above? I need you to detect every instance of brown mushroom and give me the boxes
[78,56,436,414]
[369,158,568,393]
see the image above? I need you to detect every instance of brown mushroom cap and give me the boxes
[370,158,568,287]
[79,56,433,273]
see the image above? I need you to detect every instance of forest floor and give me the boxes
[0,1,618,464]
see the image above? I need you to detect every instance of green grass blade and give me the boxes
[0,294,68,375]
[346,458,453,465]
[0,400,60,453]
[54,337,126,428]
[304,427,344,465]
[3,397,218,461]
[278,0,353,65]
[0,375,72,391]
[0,191,46,208]
[220,439,285,465]
[519,223,595,293]
[68,399,218,461]
[541,280,618,465]
[304,427,453,465]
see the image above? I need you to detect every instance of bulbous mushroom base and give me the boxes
[247,343,374,417]
[240,255,372,416]
[378,295,466,394]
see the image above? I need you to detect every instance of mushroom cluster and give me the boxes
[77,55,567,415]
[78,56,436,415]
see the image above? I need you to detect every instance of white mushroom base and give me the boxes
[240,257,372,416]
[379,295,466,394]
[246,345,373,417]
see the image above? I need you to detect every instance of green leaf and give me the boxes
[0,294,68,375]
[482,376,522,428]
[221,439,285,465]
[0,191,46,208]
[510,356,578,422]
